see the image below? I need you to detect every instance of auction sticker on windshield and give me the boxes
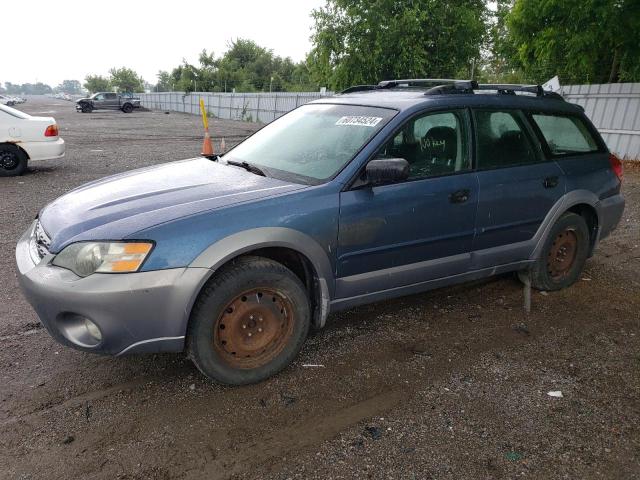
[335,116,383,127]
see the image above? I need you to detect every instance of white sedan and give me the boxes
[0,94,17,106]
[0,104,65,176]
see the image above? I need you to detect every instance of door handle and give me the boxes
[449,189,470,204]
[543,176,559,189]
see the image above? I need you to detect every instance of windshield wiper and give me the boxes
[226,160,267,177]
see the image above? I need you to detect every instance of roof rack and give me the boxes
[340,78,475,94]
[340,79,563,101]
[340,84,378,94]
[476,83,543,96]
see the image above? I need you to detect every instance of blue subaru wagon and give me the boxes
[16,80,625,384]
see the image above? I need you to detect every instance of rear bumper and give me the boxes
[15,222,210,355]
[596,193,625,243]
[21,138,65,161]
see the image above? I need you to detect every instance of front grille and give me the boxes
[33,220,51,260]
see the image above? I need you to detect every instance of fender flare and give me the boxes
[530,189,600,260]
[189,227,334,327]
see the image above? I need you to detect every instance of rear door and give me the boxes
[471,109,566,268]
[336,109,479,298]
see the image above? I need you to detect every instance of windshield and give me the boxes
[224,104,396,184]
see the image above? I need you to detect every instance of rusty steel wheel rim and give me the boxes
[213,288,295,369]
[547,229,578,280]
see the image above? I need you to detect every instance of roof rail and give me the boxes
[476,83,544,96]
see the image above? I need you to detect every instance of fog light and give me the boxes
[84,319,102,341]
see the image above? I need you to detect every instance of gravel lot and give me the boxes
[0,96,639,480]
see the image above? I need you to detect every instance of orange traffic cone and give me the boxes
[202,128,214,157]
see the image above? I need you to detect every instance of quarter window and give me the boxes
[531,113,599,155]
[375,110,470,179]
[475,110,538,169]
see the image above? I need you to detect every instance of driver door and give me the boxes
[336,109,479,299]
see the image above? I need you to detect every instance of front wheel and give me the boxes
[81,104,92,113]
[187,256,311,385]
[122,103,133,113]
[522,212,590,291]
[0,144,28,176]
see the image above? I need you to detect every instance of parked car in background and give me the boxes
[76,92,141,113]
[0,104,65,176]
[16,79,624,385]
[0,95,17,106]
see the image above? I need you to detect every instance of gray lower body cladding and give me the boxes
[15,223,210,355]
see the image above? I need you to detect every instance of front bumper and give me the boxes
[15,222,210,355]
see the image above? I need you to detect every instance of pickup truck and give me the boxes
[76,92,141,113]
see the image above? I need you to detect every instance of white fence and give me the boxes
[141,83,640,160]
[140,91,333,124]
[562,83,640,160]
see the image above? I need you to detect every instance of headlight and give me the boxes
[52,241,153,277]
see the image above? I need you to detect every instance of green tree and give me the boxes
[84,75,111,93]
[57,79,82,94]
[500,0,640,83]
[108,67,145,92]
[308,0,488,90]
[161,40,318,93]
[154,71,173,92]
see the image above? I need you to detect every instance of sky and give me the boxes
[2,0,326,87]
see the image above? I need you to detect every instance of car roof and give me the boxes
[310,89,584,115]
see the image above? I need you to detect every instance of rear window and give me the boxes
[531,114,600,155]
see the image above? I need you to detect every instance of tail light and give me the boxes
[609,153,623,182]
[44,124,59,137]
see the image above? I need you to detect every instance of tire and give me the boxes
[122,103,133,113]
[0,144,28,177]
[187,256,311,385]
[81,104,92,113]
[523,212,590,291]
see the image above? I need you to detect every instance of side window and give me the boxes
[531,113,600,155]
[105,93,117,100]
[375,110,470,179]
[475,110,538,169]
[94,94,104,100]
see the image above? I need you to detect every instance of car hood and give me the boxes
[39,157,306,252]
[76,98,90,103]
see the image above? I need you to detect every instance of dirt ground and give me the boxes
[0,96,638,480]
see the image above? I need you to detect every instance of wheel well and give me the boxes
[0,142,30,160]
[567,203,598,253]
[246,247,320,324]
[192,247,323,328]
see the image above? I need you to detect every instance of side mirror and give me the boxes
[365,158,410,186]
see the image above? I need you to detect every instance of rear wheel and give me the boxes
[122,103,133,113]
[522,212,590,291]
[0,144,27,177]
[187,256,311,385]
